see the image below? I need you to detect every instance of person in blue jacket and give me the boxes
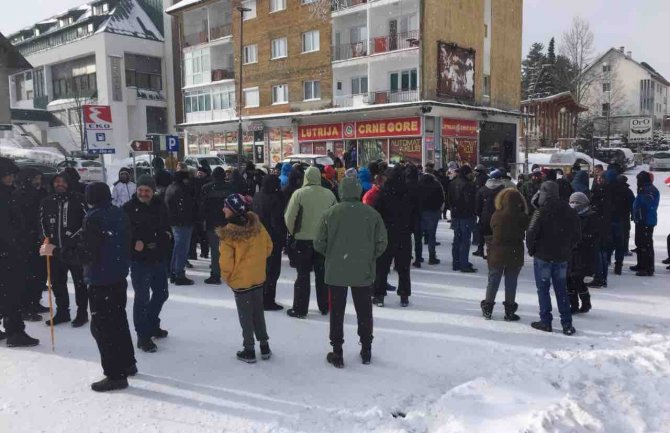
[279,163,291,188]
[631,171,659,276]
[570,163,589,194]
[357,167,372,194]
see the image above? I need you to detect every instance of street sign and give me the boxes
[166,135,179,152]
[629,117,653,143]
[83,105,115,154]
[130,140,153,152]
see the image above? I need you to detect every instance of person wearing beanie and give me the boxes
[473,164,489,191]
[0,157,40,347]
[165,171,196,285]
[314,177,387,368]
[112,167,136,208]
[447,164,477,272]
[526,181,581,336]
[565,193,596,314]
[631,171,660,276]
[217,193,274,363]
[61,166,86,195]
[41,182,135,392]
[322,165,340,200]
[473,169,506,259]
[39,171,89,328]
[199,166,236,285]
[123,175,172,353]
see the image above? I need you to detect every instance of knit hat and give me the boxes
[0,157,19,178]
[569,192,590,213]
[136,174,156,191]
[345,167,358,178]
[212,166,226,181]
[85,182,112,207]
[489,169,503,179]
[447,161,459,170]
[474,164,487,173]
[224,193,252,216]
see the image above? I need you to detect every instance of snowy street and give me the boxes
[1,171,669,433]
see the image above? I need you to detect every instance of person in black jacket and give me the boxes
[436,168,450,220]
[189,167,211,262]
[40,172,89,327]
[14,168,49,320]
[588,173,613,288]
[165,171,195,285]
[0,157,40,347]
[526,181,581,335]
[373,167,414,307]
[252,174,287,311]
[123,176,171,353]
[474,169,506,258]
[419,172,445,265]
[447,165,477,272]
[61,166,86,195]
[567,192,598,314]
[405,165,424,267]
[609,173,635,275]
[200,167,235,284]
[617,175,635,257]
[41,182,135,392]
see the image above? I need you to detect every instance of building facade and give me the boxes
[520,91,588,150]
[168,0,523,171]
[7,0,176,159]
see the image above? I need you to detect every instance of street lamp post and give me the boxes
[236,6,251,172]
[604,62,612,148]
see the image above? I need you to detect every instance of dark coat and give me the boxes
[590,182,613,244]
[475,179,505,237]
[0,183,26,258]
[556,178,573,202]
[526,182,581,263]
[474,172,489,191]
[200,178,235,230]
[123,196,171,263]
[375,169,415,239]
[488,189,530,269]
[570,209,599,277]
[165,172,195,227]
[447,174,477,218]
[252,175,287,247]
[611,179,634,224]
[14,168,48,246]
[40,190,87,250]
[419,174,445,212]
[404,165,422,223]
[571,170,589,194]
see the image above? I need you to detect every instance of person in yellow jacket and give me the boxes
[217,193,273,363]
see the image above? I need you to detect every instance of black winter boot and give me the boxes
[204,276,221,285]
[503,302,520,322]
[562,324,576,336]
[71,310,89,328]
[137,337,157,353]
[0,330,5,341]
[327,350,344,368]
[152,327,169,339]
[531,321,553,333]
[480,300,494,320]
[614,262,622,275]
[45,310,70,326]
[578,293,591,313]
[237,349,257,363]
[6,330,39,347]
[360,343,371,365]
[260,342,272,360]
[569,293,580,314]
[91,377,128,392]
[400,296,409,307]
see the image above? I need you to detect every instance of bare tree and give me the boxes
[66,76,96,152]
[560,17,596,136]
[307,0,349,21]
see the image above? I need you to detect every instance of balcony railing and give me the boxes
[332,41,367,61]
[183,31,209,48]
[211,69,235,82]
[333,89,419,107]
[210,23,232,41]
[370,30,420,55]
[331,0,368,12]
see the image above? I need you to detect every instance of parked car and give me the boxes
[183,154,225,171]
[649,151,670,171]
[56,159,105,183]
[15,159,59,187]
[282,154,334,167]
[547,151,607,176]
[213,151,248,170]
[595,147,636,170]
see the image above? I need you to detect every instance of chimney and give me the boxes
[619,46,625,53]
[626,51,632,59]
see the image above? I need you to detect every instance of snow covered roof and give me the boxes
[100,0,163,42]
[165,0,210,14]
[0,33,31,72]
[585,47,670,87]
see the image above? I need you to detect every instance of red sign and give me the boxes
[356,117,422,139]
[442,118,478,137]
[298,123,343,141]
[83,105,112,125]
[130,140,153,152]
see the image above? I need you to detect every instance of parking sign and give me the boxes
[166,135,179,152]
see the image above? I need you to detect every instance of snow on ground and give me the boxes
[1,167,669,433]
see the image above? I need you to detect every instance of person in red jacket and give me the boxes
[362,171,386,206]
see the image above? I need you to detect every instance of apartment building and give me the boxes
[7,0,176,158]
[168,0,523,170]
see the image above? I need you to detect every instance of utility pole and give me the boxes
[236,6,251,172]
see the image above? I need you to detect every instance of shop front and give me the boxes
[441,118,479,167]
[297,117,423,166]
[479,121,517,170]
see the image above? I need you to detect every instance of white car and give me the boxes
[183,154,225,171]
[56,159,105,183]
[649,151,670,171]
[282,154,334,167]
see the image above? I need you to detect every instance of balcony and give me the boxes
[332,41,367,61]
[211,69,235,82]
[184,31,208,48]
[210,23,232,41]
[332,0,368,12]
[333,89,419,108]
[370,30,420,55]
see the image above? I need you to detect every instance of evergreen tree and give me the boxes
[547,37,556,64]
[521,42,547,99]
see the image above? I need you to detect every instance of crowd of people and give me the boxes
[0,154,663,392]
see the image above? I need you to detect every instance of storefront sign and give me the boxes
[298,123,343,141]
[248,122,264,132]
[356,117,422,139]
[442,118,478,137]
[390,138,422,165]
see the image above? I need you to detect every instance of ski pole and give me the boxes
[44,238,55,352]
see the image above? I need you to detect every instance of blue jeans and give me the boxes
[131,261,169,339]
[485,266,521,304]
[421,210,441,258]
[593,247,609,283]
[452,217,475,270]
[170,225,193,278]
[533,258,572,327]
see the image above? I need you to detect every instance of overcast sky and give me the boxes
[1,0,668,77]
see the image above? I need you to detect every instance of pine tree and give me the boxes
[547,38,556,64]
[521,42,547,99]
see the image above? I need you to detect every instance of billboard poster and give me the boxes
[437,42,476,99]
[83,105,115,154]
[629,117,653,143]
[389,138,422,165]
[355,118,422,139]
[442,118,479,137]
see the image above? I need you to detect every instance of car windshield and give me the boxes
[316,157,334,166]
[223,154,244,164]
[198,157,223,165]
[549,153,575,163]
[654,152,670,159]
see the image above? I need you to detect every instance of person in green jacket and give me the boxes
[284,166,337,318]
[314,177,388,368]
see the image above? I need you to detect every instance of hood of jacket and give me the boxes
[637,170,652,187]
[485,178,505,190]
[216,211,261,242]
[495,188,527,214]
[340,177,362,202]
[155,169,173,188]
[117,167,131,183]
[16,167,41,190]
[538,181,559,207]
[303,166,322,186]
[62,166,81,183]
[280,163,292,178]
[261,174,281,193]
[324,165,336,181]
[357,167,372,184]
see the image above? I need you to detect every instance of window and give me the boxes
[303,80,321,100]
[184,90,212,113]
[603,82,611,92]
[602,64,611,73]
[242,0,256,20]
[351,76,368,95]
[146,107,168,134]
[271,37,287,59]
[243,44,257,64]
[14,74,25,100]
[125,54,162,90]
[483,74,490,97]
[270,0,286,12]
[336,81,342,91]
[212,87,235,110]
[602,103,610,116]
[301,0,317,3]
[243,87,259,107]
[302,30,320,53]
[88,23,94,33]
[272,84,289,104]
[26,90,33,99]
[184,49,210,86]
[390,69,418,92]
[93,3,109,15]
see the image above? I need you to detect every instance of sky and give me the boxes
[1,0,668,77]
